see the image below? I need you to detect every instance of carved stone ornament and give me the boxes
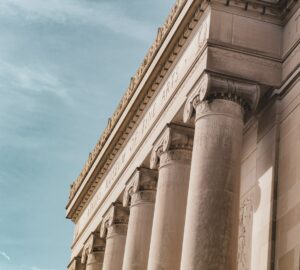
[150,123,194,169]
[81,232,106,264]
[123,168,158,207]
[183,72,261,123]
[238,195,253,270]
[100,202,129,238]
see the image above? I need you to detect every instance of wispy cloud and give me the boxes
[31,266,56,270]
[0,0,155,43]
[0,251,11,261]
[0,60,69,100]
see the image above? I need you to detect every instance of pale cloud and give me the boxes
[0,0,155,43]
[30,266,56,270]
[0,251,11,261]
[0,60,69,100]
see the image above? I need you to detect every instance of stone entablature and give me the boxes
[66,1,300,269]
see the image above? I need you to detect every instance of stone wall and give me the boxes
[276,81,300,270]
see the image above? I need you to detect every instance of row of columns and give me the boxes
[69,73,260,270]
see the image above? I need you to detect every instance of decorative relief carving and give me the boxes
[130,191,157,207]
[150,124,194,169]
[159,148,192,167]
[123,168,157,207]
[81,232,105,264]
[183,73,210,123]
[183,72,260,123]
[238,195,253,270]
[100,203,129,239]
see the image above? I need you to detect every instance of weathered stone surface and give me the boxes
[100,203,129,270]
[181,99,245,270]
[122,168,157,270]
[147,124,193,270]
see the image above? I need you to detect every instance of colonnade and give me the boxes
[69,73,260,270]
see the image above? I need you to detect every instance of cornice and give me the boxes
[211,0,298,22]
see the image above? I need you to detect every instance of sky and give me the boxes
[0,0,175,269]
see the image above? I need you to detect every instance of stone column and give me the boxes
[68,256,85,270]
[180,73,260,270]
[100,202,129,270]
[122,168,158,270]
[81,232,106,270]
[147,123,194,270]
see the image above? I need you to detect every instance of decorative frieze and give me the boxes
[150,123,194,169]
[123,168,157,207]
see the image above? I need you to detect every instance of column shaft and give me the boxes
[147,124,193,270]
[181,99,244,270]
[122,191,156,270]
[102,224,127,270]
[86,252,104,270]
[82,232,105,270]
[101,203,129,270]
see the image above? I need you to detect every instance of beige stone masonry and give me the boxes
[122,168,158,270]
[81,232,106,270]
[147,123,194,270]
[181,73,260,270]
[100,203,129,270]
[68,257,85,270]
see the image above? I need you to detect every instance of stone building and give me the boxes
[66,0,300,269]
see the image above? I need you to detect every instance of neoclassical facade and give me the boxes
[66,0,300,269]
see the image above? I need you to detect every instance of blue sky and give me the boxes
[0,1,174,269]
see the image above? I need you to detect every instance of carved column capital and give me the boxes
[123,167,158,207]
[100,203,129,239]
[183,72,260,123]
[150,123,194,169]
[81,232,105,264]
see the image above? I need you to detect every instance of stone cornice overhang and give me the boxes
[211,0,298,21]
[66,0,208,221]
